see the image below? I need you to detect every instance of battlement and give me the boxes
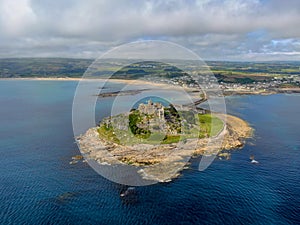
[138,100,164,119]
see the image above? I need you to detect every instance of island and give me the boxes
[77,97,252,182]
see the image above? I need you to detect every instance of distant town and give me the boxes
[1,58,300,94]
[145,73,300,95]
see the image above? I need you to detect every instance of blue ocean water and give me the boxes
[0,80,299,225]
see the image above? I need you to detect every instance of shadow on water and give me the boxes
[40,192,81,206]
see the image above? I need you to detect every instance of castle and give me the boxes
[137,100,164,119]
[134,100,181,135]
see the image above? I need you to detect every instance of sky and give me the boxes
[1,0,300,61]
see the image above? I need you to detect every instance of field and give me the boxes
[1,58,300,84]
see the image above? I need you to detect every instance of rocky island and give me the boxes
[77,97,252,183]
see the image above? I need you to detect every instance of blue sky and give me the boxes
[0,0,300,61]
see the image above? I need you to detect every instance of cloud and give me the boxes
[0,0,300,60]
[0,0,36,36]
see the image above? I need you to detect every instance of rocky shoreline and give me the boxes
[223,87,300,96]
[77,113,252,183]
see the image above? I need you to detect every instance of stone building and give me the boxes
[136,100,181,135]
[138,100,164,119]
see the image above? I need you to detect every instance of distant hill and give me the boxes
[0,58,92,78]
[1,58,299,82]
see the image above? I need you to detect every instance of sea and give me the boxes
[0,80,299,225]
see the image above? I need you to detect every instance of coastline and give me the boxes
[77,113,252,183]
[0,77,189,91]
[223,88,300,96]
[2,77,300,95]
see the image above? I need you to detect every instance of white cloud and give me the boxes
[0,0,36,36]
[1,0,300,60]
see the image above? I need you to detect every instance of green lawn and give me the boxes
[97,123,120,144]
[198,114,224,137]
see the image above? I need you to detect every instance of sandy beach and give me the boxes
[1,77,191,91]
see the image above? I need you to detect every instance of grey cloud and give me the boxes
[1,0,300,60]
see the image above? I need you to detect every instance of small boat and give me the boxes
[251,159,259,164]
[120,187,135,197]
[250,155,259,164]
